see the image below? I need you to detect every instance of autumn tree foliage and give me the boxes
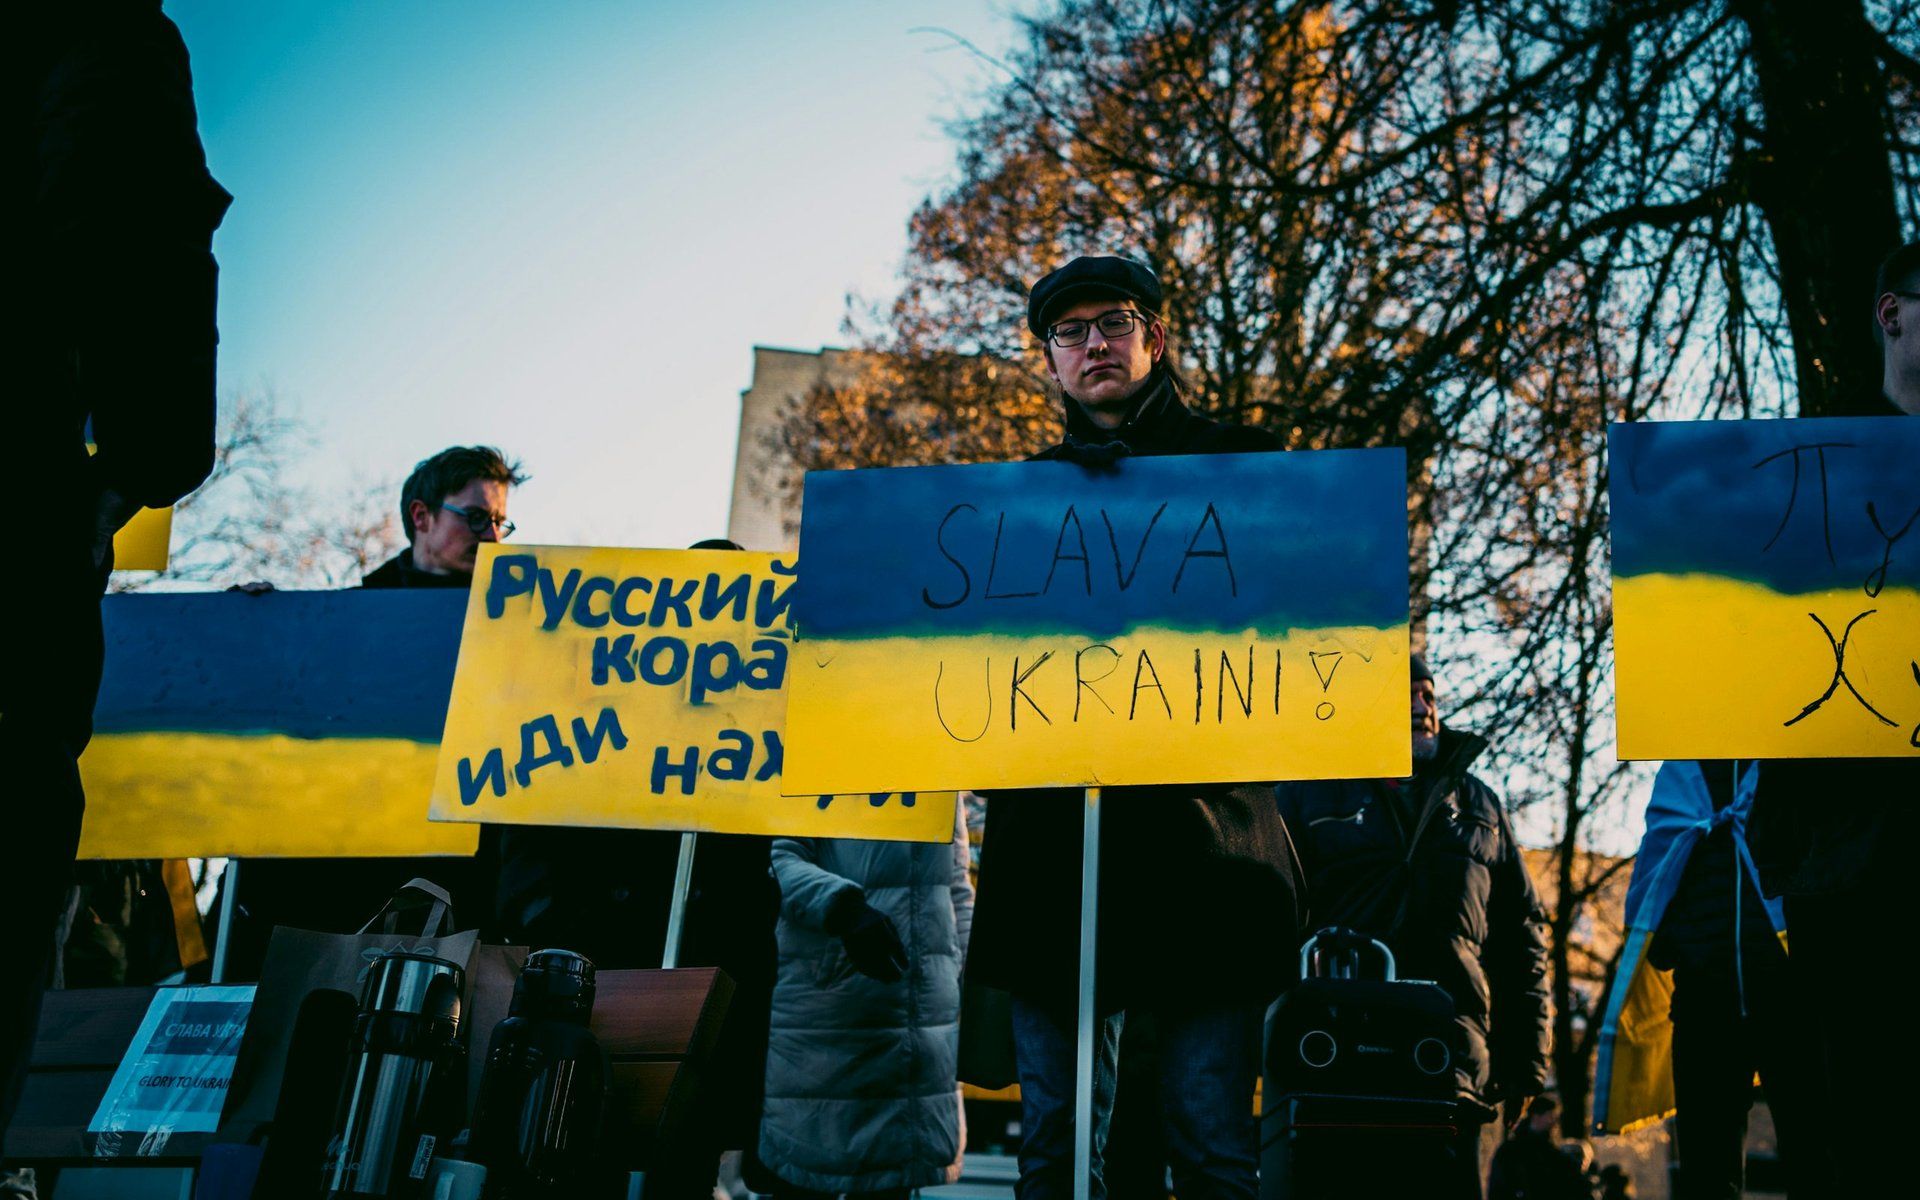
[778,0,1920,1131]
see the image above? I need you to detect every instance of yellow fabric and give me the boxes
[79,731,478,859]
[1601,929,1789,1135]
[1601,954,1676,1135]
[161,858,209,970]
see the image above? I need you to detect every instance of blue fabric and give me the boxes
[1592,761,1786,1132]
[1620,762,1784,939]
[1008,998,1259,1200]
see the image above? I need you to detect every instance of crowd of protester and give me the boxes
[9,8,1918,1197]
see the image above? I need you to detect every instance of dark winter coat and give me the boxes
[1274,727,1552,1114]
[1749,756,1920,899]
[359,550,470,590]
[14,0,227,744]
[967,371,1305,1009]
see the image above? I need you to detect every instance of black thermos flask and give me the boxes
[471,949,611,1198]
[323,950,467,1199]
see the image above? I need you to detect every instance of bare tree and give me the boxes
[777,0,1919,1132]
[112,386,402,592]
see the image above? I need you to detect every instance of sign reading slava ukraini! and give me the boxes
[784,449,1413,794]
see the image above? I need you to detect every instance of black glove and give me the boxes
[834,900,908,982]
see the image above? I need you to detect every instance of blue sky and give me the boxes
[171,0,1023,549]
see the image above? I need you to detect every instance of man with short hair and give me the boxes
[215,446,526,977]
[362,444,526,586]
[1275,654,1552,1200]
[968,256,1303,1200]
[1748,241,1920,1196]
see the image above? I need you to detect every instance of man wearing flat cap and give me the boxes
[967,256,1304,1199]
[1275,653,1552,1199]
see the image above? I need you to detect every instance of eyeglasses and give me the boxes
[440,501,515,539]
[1046,309,1151,347]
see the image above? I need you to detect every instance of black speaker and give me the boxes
[1265,929,1458,1104]
[1259,929,1464,1200]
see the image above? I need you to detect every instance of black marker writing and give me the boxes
[1863,499,1920,599]
[1753,442,1855,565]
[1784,611,1898,728]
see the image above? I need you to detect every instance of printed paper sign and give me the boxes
[784,450,1412,793]
[90,985,255,1152]
[79,591,479,858]
[430,545,953,841]
[1611,416,1920,759]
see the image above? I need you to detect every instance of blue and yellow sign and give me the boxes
[429,545,953,841]
[1612,417,1920,760]
[79,590,479,859]
[784,450,1412,794]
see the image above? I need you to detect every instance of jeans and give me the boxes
[1009,994,1259,1200]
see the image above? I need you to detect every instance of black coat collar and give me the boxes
[1060,369,1191,453]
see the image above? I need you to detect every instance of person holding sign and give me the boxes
[1274,653,1550,1199]
[6,3,226,1161]
[967,256,1303,1199]
[1747,242,1920,1196]
[217,446,527,977]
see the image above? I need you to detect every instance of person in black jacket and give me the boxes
[1747,242,1920,1198]
[1274,653,1551,1200]
[4,1,226,1162]
[214,446,525,977]
[968,256,1303,1200]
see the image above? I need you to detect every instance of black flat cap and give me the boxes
[1027,255,1164,336]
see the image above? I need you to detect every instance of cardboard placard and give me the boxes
[79,590,479,859]
[1611,416,1920,760]
[430,545,953,841]
[785,450,1413,793]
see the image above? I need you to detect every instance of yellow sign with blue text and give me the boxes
[430,545,954,841]
[784,451,1413,794]
[1612,417,1920,760]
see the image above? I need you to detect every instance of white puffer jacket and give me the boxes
[759,798,973,1192]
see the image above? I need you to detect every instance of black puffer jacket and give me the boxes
[967,371,1304,1010]
[1274,727,1552,1114]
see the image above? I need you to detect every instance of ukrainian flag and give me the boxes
[1593,761,1784,1135]
[785,449,1411,794]
[79,590,478,859]
[1611,417,1920,761]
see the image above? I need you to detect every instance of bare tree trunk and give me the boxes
[1552,729,1591,1137]
[1734,0,1904,416]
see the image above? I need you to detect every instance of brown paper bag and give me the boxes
[221,879,520,1138]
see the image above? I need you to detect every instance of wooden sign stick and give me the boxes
[1074,786,1102,1200]
[660,832,698,969]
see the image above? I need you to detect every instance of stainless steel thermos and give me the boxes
[323,949,467,1199]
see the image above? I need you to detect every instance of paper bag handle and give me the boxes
[358,878,455,937]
